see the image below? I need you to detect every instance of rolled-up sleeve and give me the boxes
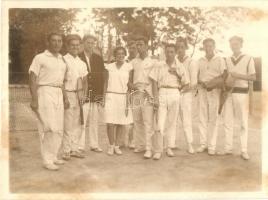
[219,57,226,74]
[80,62,88,77]
[180,65,190,85]
[28,55,41,76]
[248,57,256,75]
[189,60,198,87]
[149,65,159,82]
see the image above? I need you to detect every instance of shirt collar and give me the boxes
[66,53,79,60]
[44,50,62,58]
[177,55,189,63]
[232,52,243,60]
[202,54,217,62]
[165,59,177,68]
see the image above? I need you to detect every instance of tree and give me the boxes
[9,8,79,83]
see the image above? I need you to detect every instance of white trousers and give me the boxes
[197,88,220,150]
[37,86,64,165]
[223,93,249,153]
[157,88,180,150]
[62,92,82,153]
[78,102,102,149]
[132,93,154,151]
[178,92,193,145]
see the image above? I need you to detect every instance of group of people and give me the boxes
[29,31,256,171]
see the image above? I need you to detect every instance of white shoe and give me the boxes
[91,147,103,152]
[196,145,207,153]
[107,145,114,156]
[187,144,195,154]
[44,163,59,171]
[62,152,71,161]
[217,150,233,156]
[114,146,123,155]
[241,152,250,160]
[144,150,152,159]
[166,148,174,157]
[153,153,162,160]
[208,149,216,155]
[128,141,135,149]
[134,147,145,153]
[54,159,66,165]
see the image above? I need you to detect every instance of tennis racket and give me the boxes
[77,77,84,125]
[128,89,159,131]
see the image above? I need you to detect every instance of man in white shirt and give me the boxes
[129,35,158,159]
[29,32,67,170]
[220,36,256,160]
[176,37,198,154]
[197,38,226,155]
[62,34,88,160]
[150,43,189,160]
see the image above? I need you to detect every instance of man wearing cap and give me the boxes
[129,35,159,159]
[62,34,88,160]
[220,36,256,160]
[29,32,67,170]
[196,38,226,155]
[78,34,105,153]
[176,37,198,154]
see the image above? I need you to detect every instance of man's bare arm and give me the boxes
[29,72,38,110]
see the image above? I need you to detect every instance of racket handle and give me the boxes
[80,106,84,125]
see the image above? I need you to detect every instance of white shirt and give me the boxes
[149,59,189,88]
[225,54,255,88]
[106,62,133,93]
[177,56,198,88]
[28,50,66,86]
[198,55,226,83]
[63,53,88,91]
[131,55,158,96]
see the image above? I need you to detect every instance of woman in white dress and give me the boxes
[104,47,133,155]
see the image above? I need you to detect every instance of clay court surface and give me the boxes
[9,86,262,193]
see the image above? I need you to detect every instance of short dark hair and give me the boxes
[176,36,188,49]
[65,34,81,45]
[135,35,149,44]
[203,38,215,46]
[127,40,136,47]
[82,34,97,42]
[47,32,63,41]
[113,46,127,57]
[165,43,177,51]
[229,35,243,44]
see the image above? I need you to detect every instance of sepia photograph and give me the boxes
[1,0,268,199]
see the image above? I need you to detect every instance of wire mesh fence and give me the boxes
[9,84,38,131]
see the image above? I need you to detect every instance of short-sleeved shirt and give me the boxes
[225,54,255,88]
[106,62,133,93]
[63,53,88,91]
[131,56,158,96]
[177,56,198,88]
[28,50,67,86]
[149,59,189,88]
[198,55,226,83]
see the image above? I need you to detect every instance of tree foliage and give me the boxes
[9,8,78,83]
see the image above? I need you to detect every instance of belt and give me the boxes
[160,86,180,89]
[65,89,83,93]
[106,91,127,95]
[38,84,63,88]
[232,87,249,94]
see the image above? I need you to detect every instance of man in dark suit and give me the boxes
[78,34,105,153]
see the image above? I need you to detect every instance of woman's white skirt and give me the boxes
[104,93,133,125]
